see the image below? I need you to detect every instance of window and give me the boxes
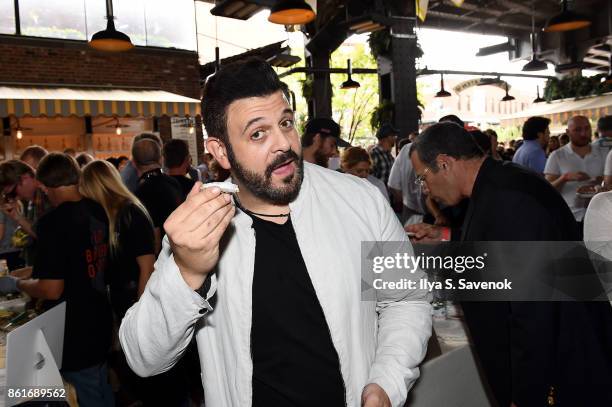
[3,0,196,50]
[19,0,87,40]
[110,0,146,46]
[0,0,15,34]
[143,0,196,50]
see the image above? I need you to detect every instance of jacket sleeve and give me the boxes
[365,183,433,407]
[119,236,216,377]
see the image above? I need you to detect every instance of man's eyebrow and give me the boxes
[242,109,295,135]
[242,117,264,136]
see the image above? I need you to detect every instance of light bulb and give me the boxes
[189,126,195,135]
[116,126,122,135]
[16,130,23,139]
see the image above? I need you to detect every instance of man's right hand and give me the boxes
[405,223,446,242]
[164,182,235,290]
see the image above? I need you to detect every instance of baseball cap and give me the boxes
[376,123,399,140]
[305,118,350,148]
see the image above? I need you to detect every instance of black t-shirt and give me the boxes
[135,169,183,236]
[32,198,113,371]
[170,175,196,200]
[109,203,155,318]
[250,216,345,407]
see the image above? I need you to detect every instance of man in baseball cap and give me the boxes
[370,123,399,185]
[301,118,350,167]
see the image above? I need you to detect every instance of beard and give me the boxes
[314,148,329,167]
[226,145,304,205]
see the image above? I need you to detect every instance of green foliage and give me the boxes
[300,76,313,101]
[544,74,612,101]
[368,28,423,60]
[491,125,521,143]
[368,29,392,59]
[370,100,395,131]
[330,43,379,146]
[279,41,382,146]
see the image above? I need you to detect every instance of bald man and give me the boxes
[132,138,183,254]
[544,116,606,231]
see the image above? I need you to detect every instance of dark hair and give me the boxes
[106,157,119,168]
[0,160,35,189]
[163,139,190,169]
[597,115,612,132]
[132,139,161,167]
[36,153,80,188]
[470,130,492,155]
[398,137,411,150]
[439,115,465,127]
[522,116,550,140]
[76,152,94,168]
[413,122,484,171]
[20,145,48,163]
[133,132,162,147]
[483,129,497,139]
[202,58,285,144]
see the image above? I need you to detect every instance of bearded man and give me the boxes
[119,59,431,407]
[301,117,350,167]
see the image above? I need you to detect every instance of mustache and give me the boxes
[265,149,300,178]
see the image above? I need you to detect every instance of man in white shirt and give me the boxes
[544,115,605,228]
[598,116,612,189]
[387,143,426,225]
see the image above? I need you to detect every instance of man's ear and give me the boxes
[312,133,322,148]
[206,138,231,170]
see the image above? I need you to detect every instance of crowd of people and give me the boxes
[0,57,608,407]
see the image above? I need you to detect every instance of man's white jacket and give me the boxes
[119,162,432,407]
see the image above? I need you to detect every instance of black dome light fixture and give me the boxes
[543,0,591,33]
[523,6,548,72]
[89,0,134,52]
[533,86,545,103]
[340,59,360,89]
[435,73,451,98]
[501,82,515,102]
[268,0,316,25]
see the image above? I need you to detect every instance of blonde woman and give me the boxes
[80,160,155,318]
[340,146,390,202]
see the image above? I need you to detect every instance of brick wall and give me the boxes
[0,35,205,161]
[0,35,201,99]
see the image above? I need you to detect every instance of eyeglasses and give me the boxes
[414,167,430,188]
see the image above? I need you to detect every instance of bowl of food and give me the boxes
[576,184,600,199]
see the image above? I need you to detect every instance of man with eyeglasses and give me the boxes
[0,160,51,265]
[406,121,612,406]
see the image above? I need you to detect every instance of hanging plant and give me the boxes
[370,100,395,131]
[544,73,612,102]
[300,76,314,101]
[369,29,392,59]
[368,28,424,60]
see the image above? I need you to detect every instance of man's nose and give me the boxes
[271,126,292,152]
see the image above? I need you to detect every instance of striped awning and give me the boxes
[0,86,201,118]
[500,92,612,128]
